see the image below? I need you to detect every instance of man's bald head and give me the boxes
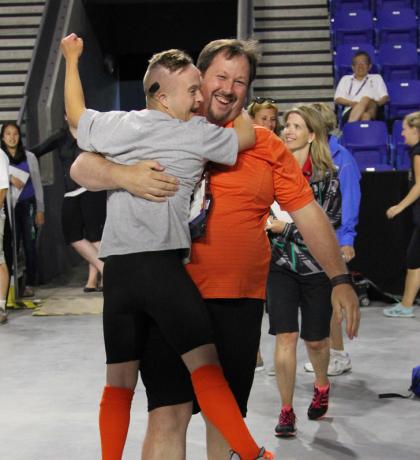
[143,49,193,102]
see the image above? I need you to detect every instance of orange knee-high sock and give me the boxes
[191,365,260,460]
[99,386,134,460]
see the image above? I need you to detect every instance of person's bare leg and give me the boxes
[348,97,370,122]
[329,317,344,351]
[401,268,420,307]
[181,343,219,371]
[85,263,99,289]
[92,241,102,287]
[274,332,299,406]
[106,361,139,389]
[0,263,9,322]
[71,238,104,273]
[362,99,378,121]
[142,403,192,460]
[205,417,230,460]
[305,338,330,387]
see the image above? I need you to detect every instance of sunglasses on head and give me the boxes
[252,97,276,104]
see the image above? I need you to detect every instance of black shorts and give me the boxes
[140,298,264,416]
[407,228,420,269]
[267,267,332,341]
[61,191,106,244]
[103,250,214,364]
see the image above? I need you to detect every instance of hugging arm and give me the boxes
[70,153,179,201]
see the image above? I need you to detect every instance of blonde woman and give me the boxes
[266,106,341,437]
[247,97,280,134]
[384,111,420,318]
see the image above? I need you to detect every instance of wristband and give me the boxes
[330,273,353,288]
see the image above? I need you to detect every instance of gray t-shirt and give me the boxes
[77,109,238,258]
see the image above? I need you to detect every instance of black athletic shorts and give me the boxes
[61,190,106,244]
[407,228,420,269]
[140,298,264,416]
[267,266,332,341]
[103,250,214,364]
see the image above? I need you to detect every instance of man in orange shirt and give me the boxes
[71,39,360,460]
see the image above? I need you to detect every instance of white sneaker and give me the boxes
[267,365,276,376]
[303,350,352,376]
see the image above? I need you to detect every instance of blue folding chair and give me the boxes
[330,0,371,13]
[342,121,389,169]
[332,9,374,47]
[391,119,411,169]
[387,80,420,119]
[378,42,419,81]
[376,8,418,45]
[334,44,378,82]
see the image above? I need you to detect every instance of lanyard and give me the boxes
[348,76,369,97]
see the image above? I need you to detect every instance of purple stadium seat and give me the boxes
[376,8,418,45]
[375,0,413,12]
[378,42,419,81]
[332,9,374,47]
[362,163,394,171]
[334,44,378,82]
[330,0,371,13]
[387,80,420,119]
[342,121,389,168]
[391,119,411,169]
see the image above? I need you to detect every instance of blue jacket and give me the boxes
[329,135,361,247]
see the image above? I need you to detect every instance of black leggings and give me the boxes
[102,250,214,364]
[407,228,420,269]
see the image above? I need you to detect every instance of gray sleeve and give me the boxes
[198,119,238,166]
[77,109,138,156]
[26,151,44,213]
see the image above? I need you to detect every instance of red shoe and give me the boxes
[275,407,296,437]
[308,384,330,420]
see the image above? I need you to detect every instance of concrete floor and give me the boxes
[1,265,419,460]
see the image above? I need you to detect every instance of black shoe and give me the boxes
[275,407,296,437]
[307,384,330,420]
[83,287,97,293]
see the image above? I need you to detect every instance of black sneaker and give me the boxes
[307,384,330,420]
[275,407,296,437]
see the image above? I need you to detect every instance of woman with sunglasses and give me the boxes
[266,105,341,437]
[247,97,280,135]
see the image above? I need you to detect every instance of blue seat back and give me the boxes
[331,0,371,13]
[392,119,411,169]
[332,9,374,46]
[376,8,418,45]
[387,80,420,119]
[378,42,419,81]
[342,121,389,166]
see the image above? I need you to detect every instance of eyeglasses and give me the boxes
[148,82,160,95]
[251,97,276,104]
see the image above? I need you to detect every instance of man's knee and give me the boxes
[147,403,192,436]
[305,337,329,353]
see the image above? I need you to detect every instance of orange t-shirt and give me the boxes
[186,126,314,300]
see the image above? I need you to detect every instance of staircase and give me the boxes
[252,0,334,115]
[0,0,46,125]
